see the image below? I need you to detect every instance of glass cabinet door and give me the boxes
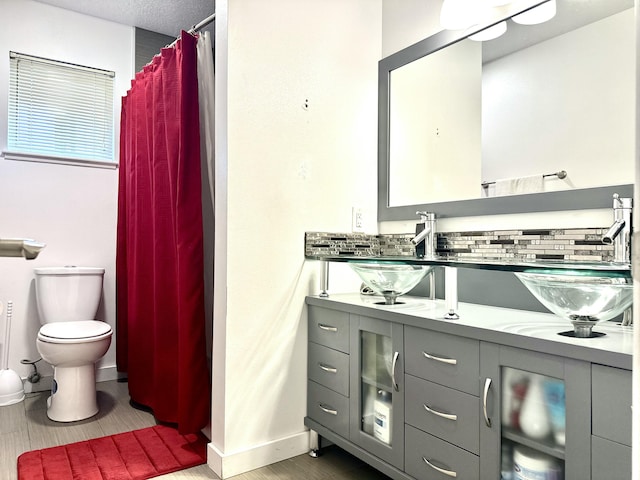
[480,343,591,480]
[361,331,395,443]
[350,315,404,469]
[500,367,565,480]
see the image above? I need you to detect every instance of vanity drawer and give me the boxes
[308,342,349,396]
[405,326,479,395]
[307,381,349,439]
[592,364,631,446]
[308,306,350,353]
[405,425,478,480]
[405,374,479,455]
[592,436,631,480]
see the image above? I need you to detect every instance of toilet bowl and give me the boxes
[34,267,112,422]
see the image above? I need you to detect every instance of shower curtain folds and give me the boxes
[116,31,211,434]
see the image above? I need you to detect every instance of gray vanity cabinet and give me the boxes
[307,305,407,476]
[305,299,632,480]
[479,343,591,480]
[591,364,632,480]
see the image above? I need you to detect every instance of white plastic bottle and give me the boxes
[373,390,392,444]
[519,374,551,440]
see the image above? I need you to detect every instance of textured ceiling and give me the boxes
[33,0,630,55]
[33,0,214,37]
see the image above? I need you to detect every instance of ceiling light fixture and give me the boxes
[468,21,508,41]
[482,0,513,6]
[512,0,557,25]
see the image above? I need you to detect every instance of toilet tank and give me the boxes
[34,266,105,324]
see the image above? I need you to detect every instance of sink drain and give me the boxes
[558,330,606,339]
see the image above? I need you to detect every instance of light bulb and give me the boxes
[468,21,507,41]
[512,0,556,25]
[482,0,513,5]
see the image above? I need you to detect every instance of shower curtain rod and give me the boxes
[188,13,216,34]
[165,13,216,49]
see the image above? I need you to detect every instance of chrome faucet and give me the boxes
[602,194,632,264]
[412,211,436,259]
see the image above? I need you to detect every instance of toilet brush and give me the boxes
[0,301,25,406]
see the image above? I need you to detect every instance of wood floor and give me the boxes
[1,379,390,479]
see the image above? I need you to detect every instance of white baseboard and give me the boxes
[22,365,121,394]
[207,431,310,479]
[96,365,121,383]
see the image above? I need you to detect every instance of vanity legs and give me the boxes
[319,261,330,298]
[309,429,320,457]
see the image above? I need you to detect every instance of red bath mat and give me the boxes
[17,424,208,480]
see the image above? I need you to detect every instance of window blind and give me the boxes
[8,52,115,163]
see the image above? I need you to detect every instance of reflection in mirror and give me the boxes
[389,40,482,206]
[384,0,634,212]
[482,4,633,197]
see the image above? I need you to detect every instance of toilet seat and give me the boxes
[38,321,112,344]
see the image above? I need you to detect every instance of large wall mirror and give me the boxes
[378,0,634,221]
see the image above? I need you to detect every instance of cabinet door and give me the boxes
[479,343,591,480]
[349,315,404,469]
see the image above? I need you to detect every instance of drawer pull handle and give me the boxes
[423,404,457,421]
[422,351,457,365]
[391,351,400,392]
[318,323,338,332]
[422,456,457,478]
[483,377,492,428]
[318,403,338,416]
[319,363,337,374]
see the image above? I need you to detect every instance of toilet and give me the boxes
[34,266,112,422]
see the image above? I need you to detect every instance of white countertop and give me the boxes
[306,293,633,370]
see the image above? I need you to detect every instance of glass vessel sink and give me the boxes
[350,263,432,305]
[515,272,633,338]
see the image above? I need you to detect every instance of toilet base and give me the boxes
[46,364,99,422]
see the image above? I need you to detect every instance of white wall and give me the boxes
[382,0,443,57]
[209,0,381,477]
[0,0,134,385]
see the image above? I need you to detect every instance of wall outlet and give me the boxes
[352,207,364,232]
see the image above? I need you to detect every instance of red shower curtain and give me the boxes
[116,31,210,434]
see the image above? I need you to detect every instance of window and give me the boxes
[8,52,115,164]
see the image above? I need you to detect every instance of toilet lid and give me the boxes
[39,321,112,343]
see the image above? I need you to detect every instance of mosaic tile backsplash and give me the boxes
[305,227,615,262]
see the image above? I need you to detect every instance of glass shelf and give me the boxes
[502,427,565,460]
[305,254,632,278]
